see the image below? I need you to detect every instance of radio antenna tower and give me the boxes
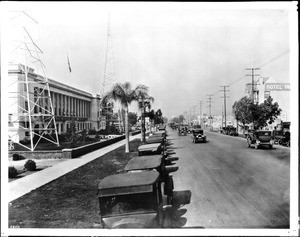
[8,11,59,151]
[100,14,123,133]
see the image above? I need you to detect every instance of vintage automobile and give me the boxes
[178,126,187,136]
[146,136,166,147]
[278,131,290,147]
[247,130,274,149]
[138,143,164,156]
[153,130,167,138]
[157,124,166,131]
[97,170,168,228]
[191,129,207,143]
[124,155,178,203]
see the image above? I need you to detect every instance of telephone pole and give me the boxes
[207,95,213,130]
[246,68,260,102]
[220,86,229,127]
[199,100,203,127]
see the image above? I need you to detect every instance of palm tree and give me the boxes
[101,82,150,153]
[137,92,154,142]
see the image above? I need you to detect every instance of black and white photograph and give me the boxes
[1,1,298,236]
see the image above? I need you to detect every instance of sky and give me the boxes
[2,1,297,119]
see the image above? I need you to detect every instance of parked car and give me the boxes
[191,129,207,143]
[247,130,274,149]
[124,155,178,204]
[97,170,168,228]
[278,131,290,147]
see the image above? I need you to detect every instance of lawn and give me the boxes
[9,139,142,228]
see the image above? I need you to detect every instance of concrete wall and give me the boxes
[9,131,141,159]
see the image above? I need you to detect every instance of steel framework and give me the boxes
[100,14,124,133]
[8,11,59,151]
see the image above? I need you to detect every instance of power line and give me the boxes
[226,49,289,87]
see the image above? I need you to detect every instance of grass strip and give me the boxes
[9,139,142,228]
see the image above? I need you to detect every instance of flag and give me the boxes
[67,53,72,73]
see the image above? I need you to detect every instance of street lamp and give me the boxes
[138,97,150,143]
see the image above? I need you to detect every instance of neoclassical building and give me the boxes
[8,63,102,142]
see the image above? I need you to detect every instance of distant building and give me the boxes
[244,76,290,130]
[8,63,102,142]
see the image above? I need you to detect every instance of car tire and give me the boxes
[278,139,283,145]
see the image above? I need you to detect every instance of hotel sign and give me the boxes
[265,83,290,91]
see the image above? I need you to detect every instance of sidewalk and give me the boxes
[8,134,141,202]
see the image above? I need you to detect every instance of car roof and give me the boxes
[138,143,161,151]
[98,170,159,193]
[153,131,166,135]
[124,156,162,171]
[147,136,164,142]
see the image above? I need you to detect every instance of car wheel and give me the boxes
[278,139,282,145]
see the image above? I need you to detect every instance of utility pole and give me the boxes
[220,86,229,127]
[207,95,213,130]
[199,101,203,127]
[246,68,260,102]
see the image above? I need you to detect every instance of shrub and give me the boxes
[19,138,30,145]
[9,166,18,178]
[12,153,26,161]
[24,159,36,171]
[88,128,97,135]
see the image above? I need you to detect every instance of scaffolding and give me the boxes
[8,11,59,151]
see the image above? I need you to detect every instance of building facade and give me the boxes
[8,64,102,142]
[244,76,290,130]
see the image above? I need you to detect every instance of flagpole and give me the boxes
[66,51,73,133]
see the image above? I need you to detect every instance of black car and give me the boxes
[191,129,207,143]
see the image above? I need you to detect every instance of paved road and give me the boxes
[168,129,290,228]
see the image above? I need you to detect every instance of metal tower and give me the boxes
[100,14,123,133]
[8,11,59,151]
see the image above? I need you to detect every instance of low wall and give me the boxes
[9,131,141,159]
[69,134,125,158]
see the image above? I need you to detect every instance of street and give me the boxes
[169,129,290,228]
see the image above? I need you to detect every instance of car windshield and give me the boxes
[100,193,156,217]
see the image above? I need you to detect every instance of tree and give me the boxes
[154,109,164,124]
[128,112,138,127]
[253,96,281,129]
[232,96,281,130]
[136,92,154,142]
[232,96,253,129]
[101,82,149,153]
